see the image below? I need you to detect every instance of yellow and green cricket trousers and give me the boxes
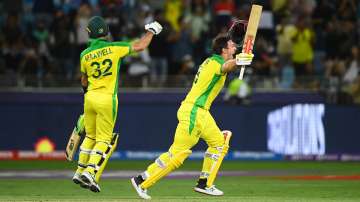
[145,102,225,183]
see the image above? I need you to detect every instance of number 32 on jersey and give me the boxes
[91,59,113,79]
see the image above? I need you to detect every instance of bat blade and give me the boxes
[242,4,262,54]
[239,4,262,79]
[65,128,82,161]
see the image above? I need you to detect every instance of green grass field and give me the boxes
[1,160,360,202]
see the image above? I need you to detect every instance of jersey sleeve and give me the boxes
[111,41,132,58]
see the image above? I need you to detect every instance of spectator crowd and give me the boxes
[0,0,360,103]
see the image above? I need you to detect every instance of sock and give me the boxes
[196,178,207,189]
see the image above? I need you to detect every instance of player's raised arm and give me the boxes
[131,21,163,52]
[221,53,254,73]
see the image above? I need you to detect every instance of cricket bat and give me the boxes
[239,4,262,79]
[65,114,85,161]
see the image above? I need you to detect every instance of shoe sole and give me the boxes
[72,178,81,184]
[73,177,89,189]
[131,178,151,200]
[89,185,100,193]
[81,174,100,193]
[194,187,223,196]
[80,183,90,189]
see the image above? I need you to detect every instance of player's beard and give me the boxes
[225,48,236,61]
[229,51,236,60]
[225,53,234,61]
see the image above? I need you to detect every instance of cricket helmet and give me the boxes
[86,16,109,39]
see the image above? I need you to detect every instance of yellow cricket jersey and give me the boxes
[290,28,314,63]
[183,54,227,110]
[80,39,131,95]
[182,54,227,134]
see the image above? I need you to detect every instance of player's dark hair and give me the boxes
[212,34,231,55]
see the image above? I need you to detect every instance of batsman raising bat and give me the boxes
[71,15,163,193]
[131,24,255,199]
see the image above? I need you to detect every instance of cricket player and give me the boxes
[72,16,162,193]
[131,33,254,199]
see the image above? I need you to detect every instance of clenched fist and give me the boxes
[145,21,163,35]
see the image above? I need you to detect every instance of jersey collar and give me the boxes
[88,38,108,47]
[211,54,225,65]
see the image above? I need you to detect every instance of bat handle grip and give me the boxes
[238,65,246,80]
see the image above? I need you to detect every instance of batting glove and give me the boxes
[235,53,254,66]
[145,21,163,35]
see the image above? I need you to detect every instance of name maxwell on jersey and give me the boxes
[84,47,113,62]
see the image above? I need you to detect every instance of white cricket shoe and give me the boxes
[72,172,89,189]
[194,185,224,196]
[131,177,151,200]
[81,171,101,193]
